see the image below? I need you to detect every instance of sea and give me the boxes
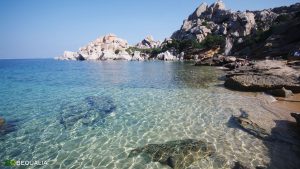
[0,59,299,169]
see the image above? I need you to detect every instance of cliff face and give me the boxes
[171,1,300,57]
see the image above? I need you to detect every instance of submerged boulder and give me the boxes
[0,117,17,136]
[128,139,214,169]
[59,95,116,129]
[0,117,5,127]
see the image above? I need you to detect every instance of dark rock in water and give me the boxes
[0,117,5,127]
[84,96,116,114]
[232,161,251,169]
[0,117,17,136]
[231,111,270,139]
[267,87,293,98]
[60,95,116,129]
[128,139,215,169]
[291,112,300,126]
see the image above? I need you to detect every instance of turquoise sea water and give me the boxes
[0,59,298,169]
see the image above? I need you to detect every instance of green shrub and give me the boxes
[201,35,225,48]
[275,14,290,23]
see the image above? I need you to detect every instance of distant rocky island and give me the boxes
[56,1,300,62]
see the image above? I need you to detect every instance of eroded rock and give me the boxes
[128,139,215,169]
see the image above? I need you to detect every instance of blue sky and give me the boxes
[0,0,298,59]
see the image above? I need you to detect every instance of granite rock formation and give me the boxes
[57,34,132,61]
[171,1,300,57]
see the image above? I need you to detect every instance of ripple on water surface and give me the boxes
[0,60,298,169]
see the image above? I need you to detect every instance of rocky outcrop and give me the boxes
[128,139,215,169]
[225,60,300,93]
[135,35,161,49]
[171,1,300,56]
[57,34,133,61]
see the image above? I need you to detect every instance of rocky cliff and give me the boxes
[171,1,300,58]
[57,1,300,61]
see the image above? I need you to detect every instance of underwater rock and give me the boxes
[128,139,215,169]
[291,112,300,126]
[84,96,116,114]
[0,117,17,136]
[0,117,5,127]
[60,96,116,129]
[231,111,270,139]
[232,161,251,169]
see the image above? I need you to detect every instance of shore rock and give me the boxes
[225,60,300,93]
[291,113,300,126]
[129,139,214,169]
[267,87,293,98]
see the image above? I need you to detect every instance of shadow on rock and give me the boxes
[59,95,116,129]
[128,139,215,169]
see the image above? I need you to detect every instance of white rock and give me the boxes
[57,51,79,60]
[157,51,177,61]
[117,51,132,60]
[132,51,144,61]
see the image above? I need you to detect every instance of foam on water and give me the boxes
[0,60,298,169]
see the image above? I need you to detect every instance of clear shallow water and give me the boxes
[0,59,297,169]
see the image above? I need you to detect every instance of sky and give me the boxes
[0,0,298,59]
